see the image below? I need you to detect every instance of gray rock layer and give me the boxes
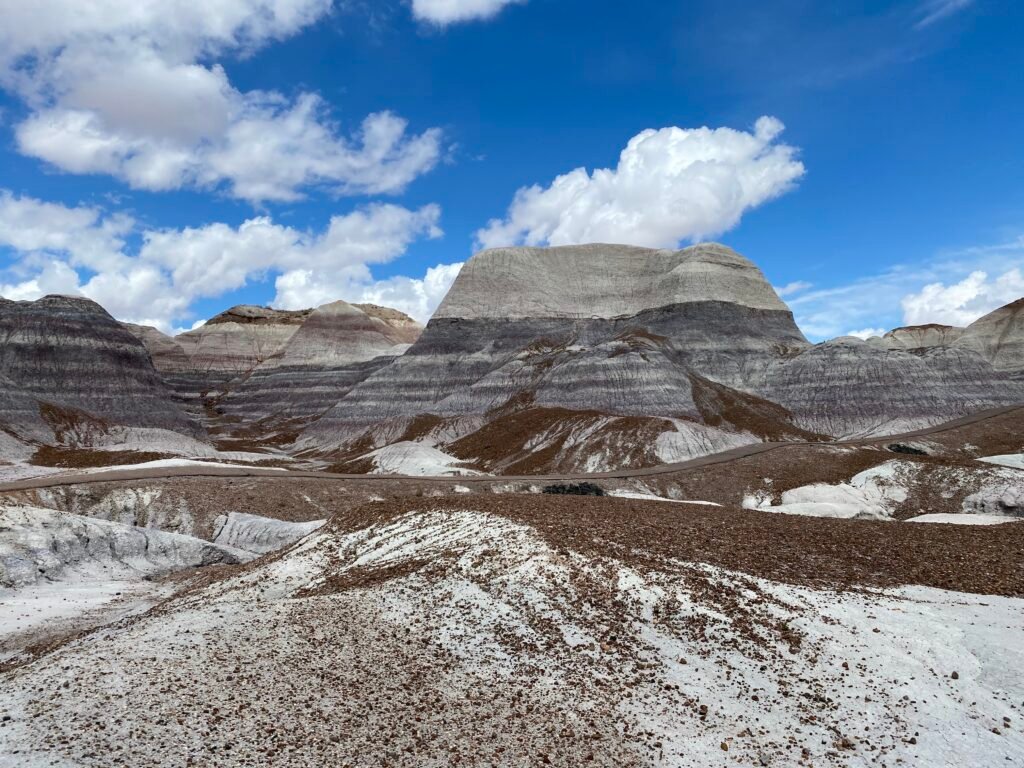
[301,244,810,455]
[435,243,792,319]
[219,300,422,426]
[882,324,964,350]
[0,295,203,447]
[0,505,249,588]
[758,338,1024,438]
[955,298,1024,378]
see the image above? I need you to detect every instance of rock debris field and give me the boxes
[1,493,1022,767]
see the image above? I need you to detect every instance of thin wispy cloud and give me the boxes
[915,0,974,29]
[783,236,1024,340]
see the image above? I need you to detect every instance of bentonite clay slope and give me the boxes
[433,242,792,319]
[219,300,423,426]
[124,305,314,422]
[121,323,192,371]
[301,243,813,470]
[0,295,205,456]
[2,497,1021,766]
[174,305,312,376]
[955,298,1024,378]
[758,337,1024,438]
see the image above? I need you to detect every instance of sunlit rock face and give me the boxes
[219,300,423,426]
[0,295,205,455]
[881,324,965,350]
[124,301,423,439]
[299,243,815,464]
[955,298,1024,379]
[756,336,1024,439]
[297,244,1024,471]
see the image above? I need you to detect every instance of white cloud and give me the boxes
[784,236,1024,341]
[354,261,464,322]
[476,117,804,250]
[0,191,443,331]
[774,280,813,297]
[0,1,442,202]
[846,327,886,340]
[915,0,973,29]
[411,0,523,25]
[901,269,1024,327]
[0,191,133,272]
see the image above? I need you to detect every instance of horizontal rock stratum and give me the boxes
[434,243,792,319]
[2,242,1023,475]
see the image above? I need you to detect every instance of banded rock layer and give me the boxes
[758,337,1024,438]
[955,298,1024,378]
[302,244,816,469]
[219,300,423,427]
[125,301,423,449]
[881,324,964,350]
[302,243,1024,471]
[0,295,205,458]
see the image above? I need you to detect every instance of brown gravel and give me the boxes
[362,495,1024,597]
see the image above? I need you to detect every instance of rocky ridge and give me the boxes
[4,244,1024,475]
[301,243,1024,470]
[126,301,423,448]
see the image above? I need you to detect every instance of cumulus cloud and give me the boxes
[901,269,1024,327]
[354,262,464,322]
[0,191,443,330]
[411,0,523,25]
[476,117,805,250]
[846,327,886,340]
[0,1,442,202]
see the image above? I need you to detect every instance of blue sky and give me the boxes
[0,0,1021,338]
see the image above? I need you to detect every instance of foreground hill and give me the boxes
[1,491,1020,767]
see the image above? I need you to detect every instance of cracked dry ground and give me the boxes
[1,496,1023,767]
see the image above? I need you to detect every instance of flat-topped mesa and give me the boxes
[0,294,205,453]
[299,243,813,466]
[882,324,965,350]
[435,243,792,320]
[261,300,421,368]
[219,301,424,428]
[955,298,1024,378]
[174,305,312,376]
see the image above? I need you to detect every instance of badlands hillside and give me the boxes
[1,242,1023,766]
[1,243,1023,478]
